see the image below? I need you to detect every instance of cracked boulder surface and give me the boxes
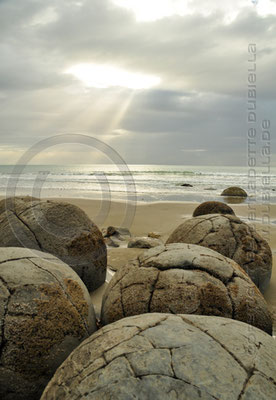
[192,201,235,217]
[100,243,272,334]
[0,196,107,291]
[166,214,272,293]
[0,247,97,400]
[41,313,276,400]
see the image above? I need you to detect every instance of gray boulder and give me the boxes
[101,243,272,334]
[0,197,107,291]
[41,313,276,400]
[128,237,163,249]
[0,247,97,400]
[166,214,272,293]
[221,187,248,197]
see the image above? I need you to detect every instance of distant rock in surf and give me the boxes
[221,186,247,197]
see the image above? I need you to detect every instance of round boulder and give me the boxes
[41,313,276,400]
[101,243,272,334]
[193,201,235,217]
[221,187,247,197]
[166,214,272,293]
[0,247,97,400]
[0,197,107,291]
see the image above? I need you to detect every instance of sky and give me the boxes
[0,0,275,165]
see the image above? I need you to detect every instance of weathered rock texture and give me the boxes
[0,247,97,400]
[193,201,235,217]
[221,187,248,197]
[166,214,272,293]
[41,313,276,400]
[103,226,131,239]
[102,226,132,248]
[128,237,163,249]
[0,197,107,291]
[101,243,272,334]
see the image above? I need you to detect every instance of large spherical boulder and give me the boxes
[193,201,235,217]
[41,313,276,400]
[0,247,97,400]
[221,187,248,197]
[166,214,272,293]
[0,197,107,291]
[101,243,272,334]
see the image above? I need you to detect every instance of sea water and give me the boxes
[0,164,275,204]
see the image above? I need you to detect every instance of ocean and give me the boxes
[1,164,275,204]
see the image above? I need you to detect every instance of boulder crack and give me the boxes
[180,316,248,372]
[237,368,255,400]
[11,211,43,250]
[148,271,160,312]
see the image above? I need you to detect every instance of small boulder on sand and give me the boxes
[166,214,272,293]
[128,237,163,249]
[0,247,97,400]
[221,187,248,197]
[0,197,107,291]
[193,201,235,217]
[102,226,132,248]
[41,313,276,400]
[103,226,131,239]
[148,232,161,239]
[101,243,272,334]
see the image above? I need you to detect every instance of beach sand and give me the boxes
[57,198,276,332]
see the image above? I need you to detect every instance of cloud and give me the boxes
[0,0,275,165]
[181,149,206,152]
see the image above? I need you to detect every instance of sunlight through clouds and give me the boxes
[65,64,161,89]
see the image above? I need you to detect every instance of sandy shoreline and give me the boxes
[51,198,276,328]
